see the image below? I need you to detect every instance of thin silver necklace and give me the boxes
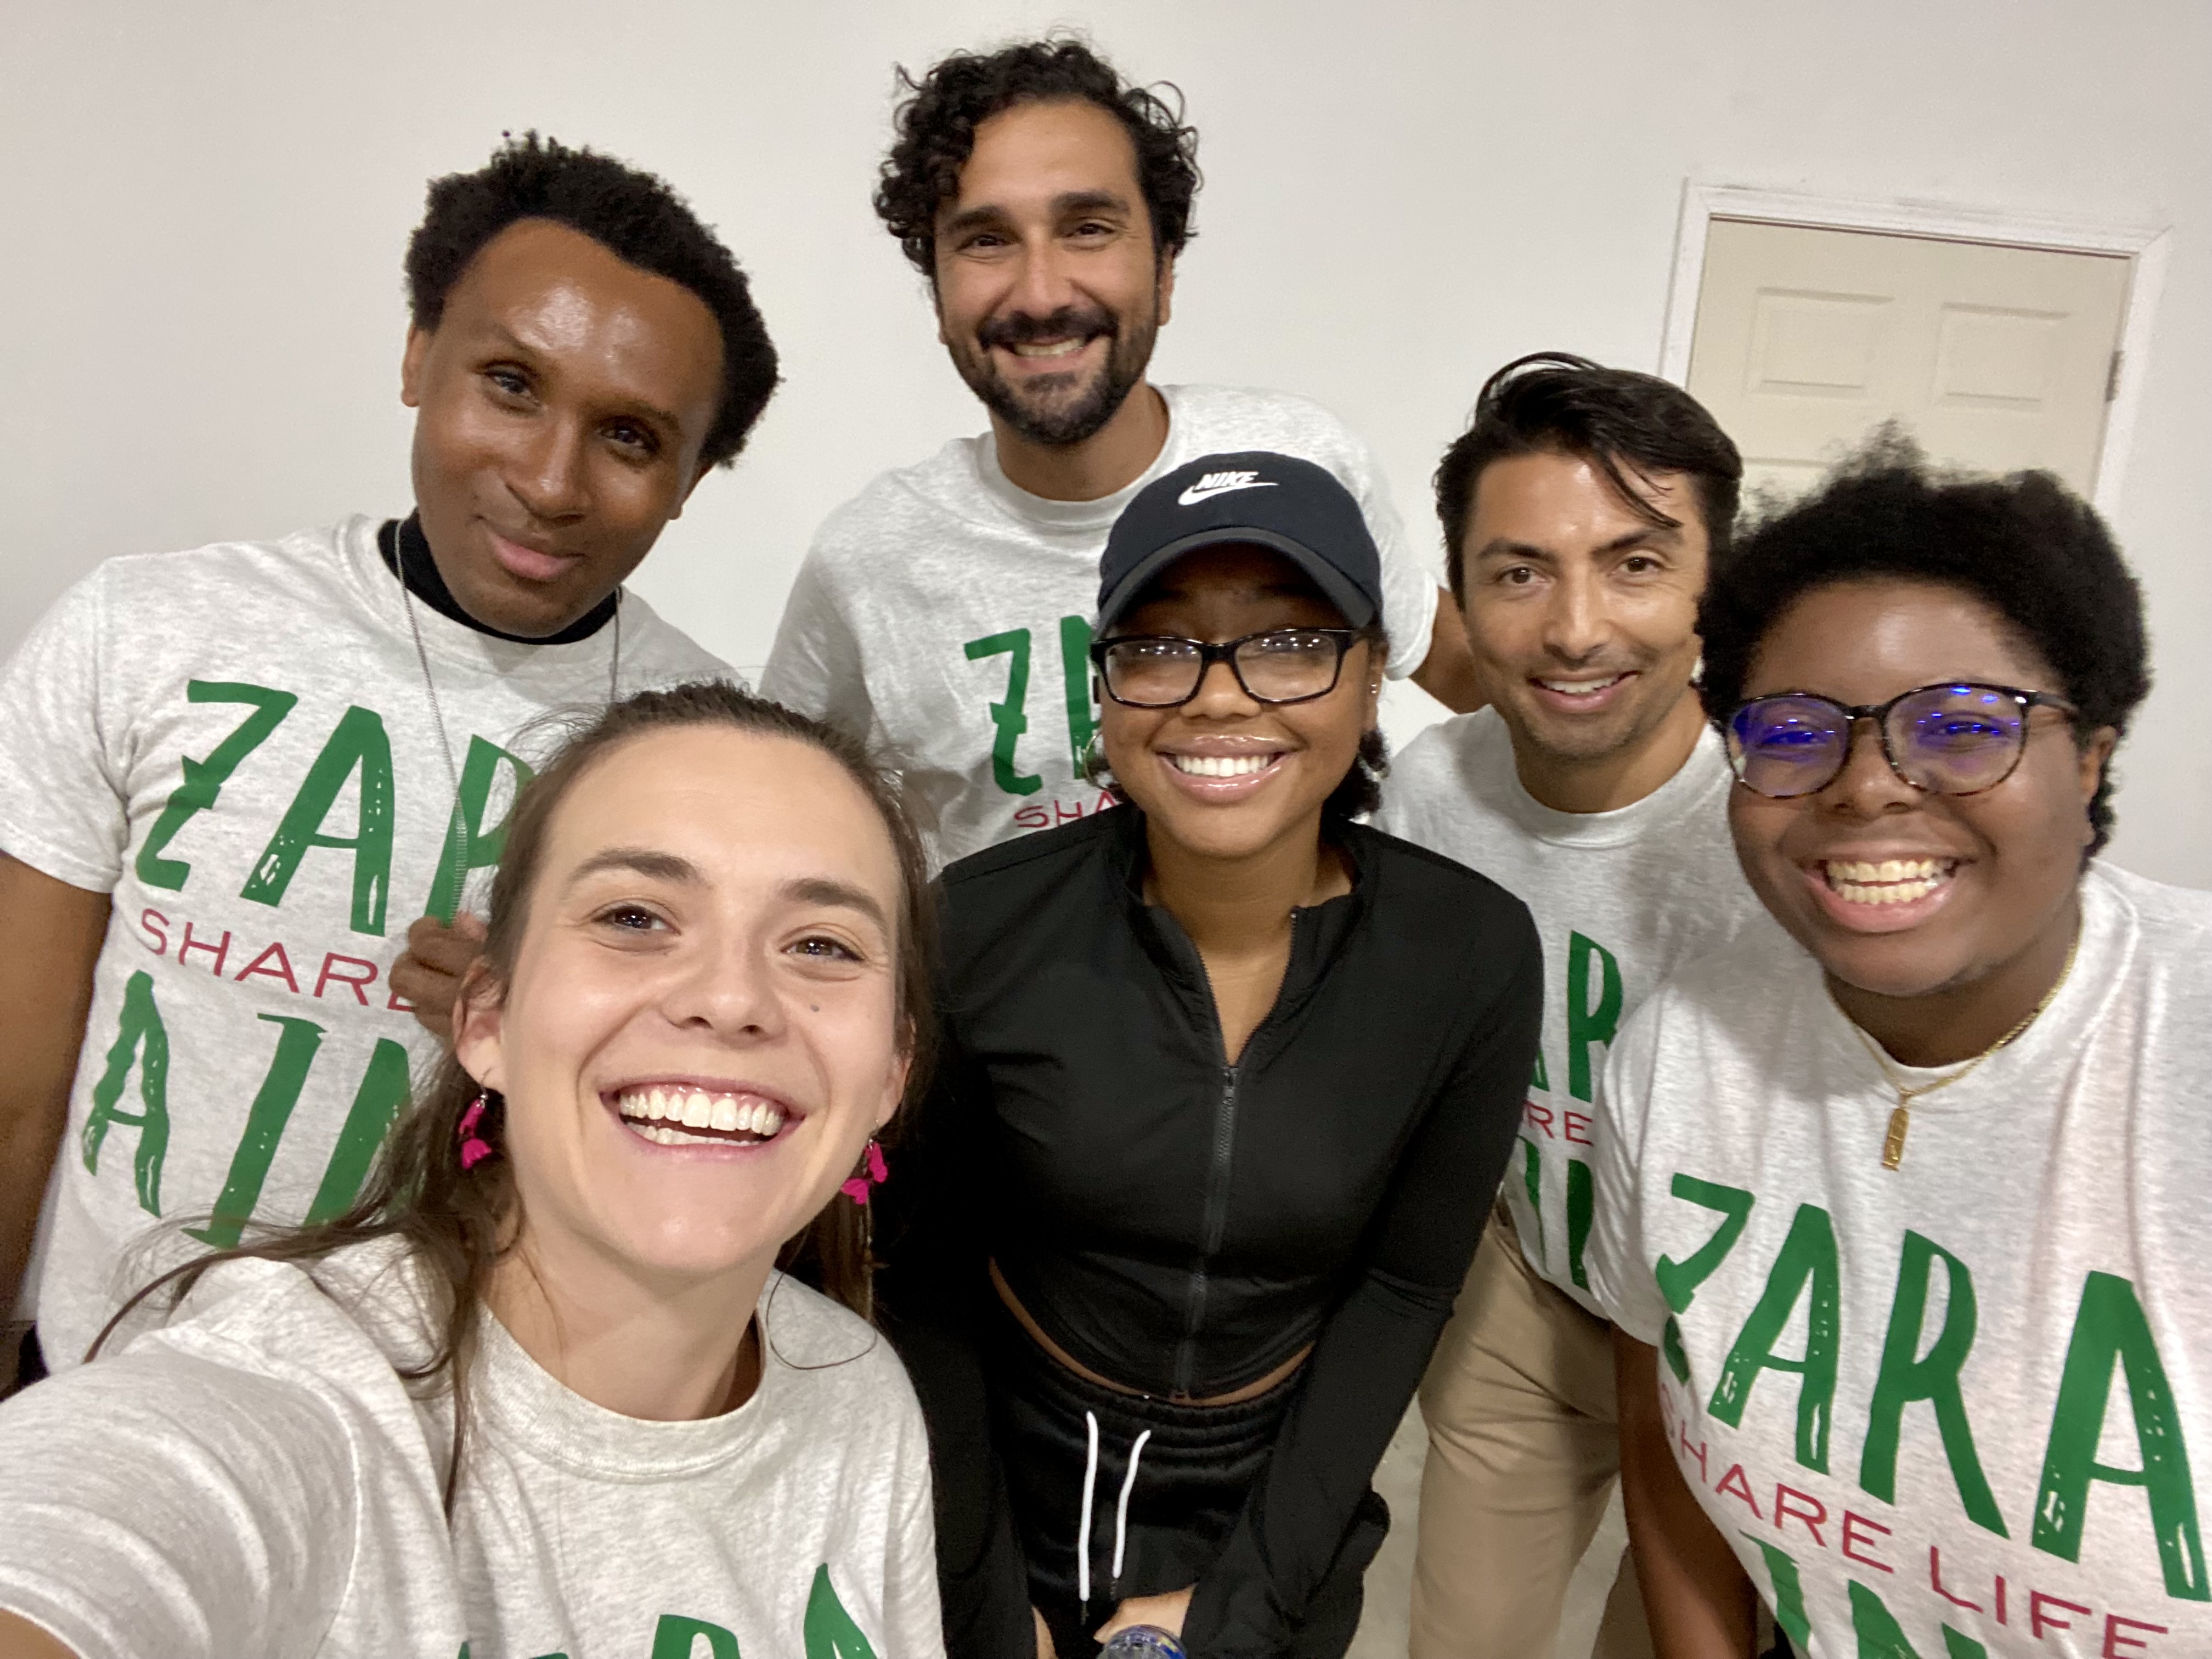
[394,522,621,918]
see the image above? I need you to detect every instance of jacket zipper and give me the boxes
[1172,1062,1240,1398]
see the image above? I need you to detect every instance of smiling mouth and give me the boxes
[1166,752,1282,778]
[1008,337,1091,359]
[1821,858,1959,906]
[1533,673,1629,699]
[615,1086,787,1148]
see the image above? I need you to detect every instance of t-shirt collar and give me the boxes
[1491,715,1734,850]
[1816,861,2126,1111]
[342,515,629,680]
[469,1273,829,1482]
[970,384,1186,538]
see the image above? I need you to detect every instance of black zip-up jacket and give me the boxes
[879,806,1542,1658]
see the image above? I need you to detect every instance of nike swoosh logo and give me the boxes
[1176,479,1278,506]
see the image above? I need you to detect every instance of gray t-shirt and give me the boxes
[0,1242,943,1659]
[0,518,728,1360]
[1374,708,1770,1311]
[1589,862,2212,1658]
[761,383,1440,867]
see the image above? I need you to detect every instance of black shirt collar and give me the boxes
[377,512,619,645]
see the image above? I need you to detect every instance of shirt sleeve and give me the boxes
[760,539,874,741]
[1587,992,1673,1344]
[873,1024,1037,1659]
[0,566,132,892]
[0,1348,358,1658]
[1184,900,1542,1658]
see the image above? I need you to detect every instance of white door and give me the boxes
[1685,218,2132,503]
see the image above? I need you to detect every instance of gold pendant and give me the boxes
[1882,1103,1911,1171]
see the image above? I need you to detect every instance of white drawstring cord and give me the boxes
[1077,1410,1101,1606]
[1111,1428,1153,1584]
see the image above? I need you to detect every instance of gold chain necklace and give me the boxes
[1843,924,2081,1171]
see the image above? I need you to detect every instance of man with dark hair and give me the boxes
[763,37,1479,865]
[0,134,764,1388]
[1374,353,1770,1659]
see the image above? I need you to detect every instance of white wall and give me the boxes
[5,0,2206,885]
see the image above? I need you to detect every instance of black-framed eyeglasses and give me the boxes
[1091,628,1362,708]
[1725,682,2079,800]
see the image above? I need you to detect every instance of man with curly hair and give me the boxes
[764,37,1480,866]
[0,135,769,1389]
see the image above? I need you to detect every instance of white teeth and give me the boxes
[1170,753,1274,778]
[1537,675,1624,695]
[617,1087,789,1144]
[1011,338,1085,358]
[1822,858,1954,906]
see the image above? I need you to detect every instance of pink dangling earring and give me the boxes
[457,1091,496,1171]
[839,1138,889,1205]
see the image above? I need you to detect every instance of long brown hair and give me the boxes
[93,681,936,1510]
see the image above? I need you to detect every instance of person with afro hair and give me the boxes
[0,133,765,1395]
[1584,439,2212,1658]
[763,36,1482,871]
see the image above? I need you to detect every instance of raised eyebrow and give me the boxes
[781,876,892,936]
[567,847,701,889]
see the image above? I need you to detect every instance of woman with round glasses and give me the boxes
[1587,443,2212,1657]
[881,452,1541,1658]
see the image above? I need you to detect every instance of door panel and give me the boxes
[1686,218,2132,502]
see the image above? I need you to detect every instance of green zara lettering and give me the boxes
[961,616,1097,797]
[453,1566,882,1659]
[141,680,532,936]
[1662,1173,2210,1603]
[1517,930,1625,1289]
[425,735,535,923]
[134,681,300,891]
[1751,1538,1991,1659]
[81,971,413,1240]
[242,704,397,935]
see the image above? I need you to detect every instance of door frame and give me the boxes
[1656,182,2172,512]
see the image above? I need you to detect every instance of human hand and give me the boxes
[390,912,487,1044]
[1094,1586,1193,1644]
[1032,1605,1057,1658]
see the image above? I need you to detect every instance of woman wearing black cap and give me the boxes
[880,452,1542,1658]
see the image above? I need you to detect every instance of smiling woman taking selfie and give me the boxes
[882,453,1541,1659]
[1590,443,2212,1658]
[0,684,944,1659]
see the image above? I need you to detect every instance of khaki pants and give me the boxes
[1411,1204,1652,1659]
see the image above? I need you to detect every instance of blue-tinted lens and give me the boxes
[1891,685,2027,793]
[1730,697,1849,797]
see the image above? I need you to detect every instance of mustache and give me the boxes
[976,303,1119,352]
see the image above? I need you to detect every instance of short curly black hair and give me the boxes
[1434,352,1743,606]
[1698,432,2151,853]
[874,38,1200,279]
[405,133,779,470]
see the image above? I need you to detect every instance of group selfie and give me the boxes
[0,33,2198,1659]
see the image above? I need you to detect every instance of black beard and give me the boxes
[955,302,1158,448]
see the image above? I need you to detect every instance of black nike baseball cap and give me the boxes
[1095,450,1383,635]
